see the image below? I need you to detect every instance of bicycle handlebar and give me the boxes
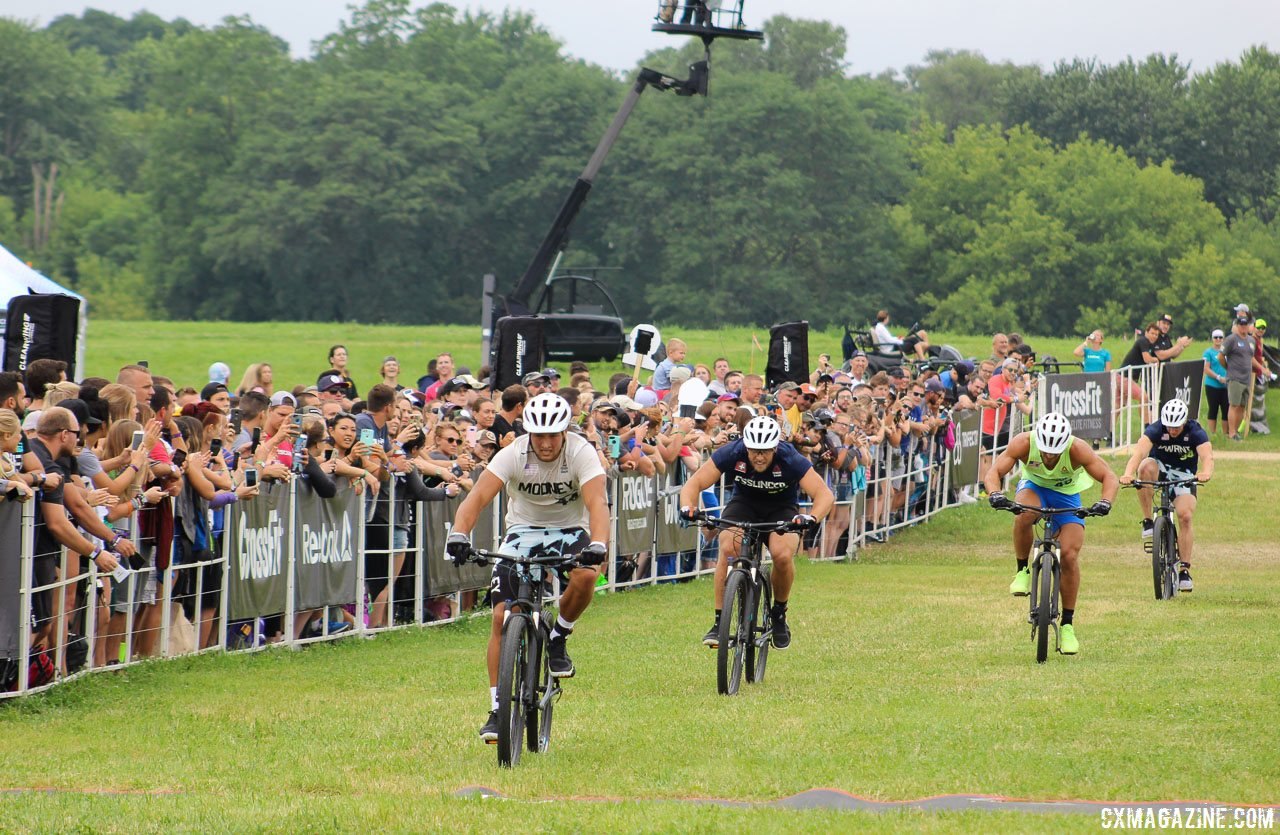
[686,510,809,534]
[997,503,1100,518]
[467,547,584,568]
[1125,478,1201,489]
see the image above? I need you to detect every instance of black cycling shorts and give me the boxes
[720,498,798,527]
[490,526,591,607]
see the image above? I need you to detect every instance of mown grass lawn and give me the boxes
[2,456,1276,832]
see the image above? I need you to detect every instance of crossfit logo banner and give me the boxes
[1044,372,1112,440]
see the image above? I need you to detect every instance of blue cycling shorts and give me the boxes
[1015,480,1084,535]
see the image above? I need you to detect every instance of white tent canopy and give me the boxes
[0,241,88,376]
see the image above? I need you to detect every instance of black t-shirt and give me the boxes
[711,440,813,507]
[491,414,522,439]
[1122,335,1158,368]
[1144,419,1210,472]
[29,437,68,561]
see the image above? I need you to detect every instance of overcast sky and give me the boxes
[3,0,1272,75]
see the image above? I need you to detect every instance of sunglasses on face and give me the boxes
[440,436,461,444]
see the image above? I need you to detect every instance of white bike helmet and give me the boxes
[742,415,782,450]
[1160,398,1189,428]
[1034,411,1073,454]
[522,392,572,433]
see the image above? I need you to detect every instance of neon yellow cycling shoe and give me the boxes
[1009,567,1031,596]
[1059,624,1079,655]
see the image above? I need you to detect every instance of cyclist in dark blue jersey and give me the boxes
[1119,398,1214,592]
[679,416,834,650]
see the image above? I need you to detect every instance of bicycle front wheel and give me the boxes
[1162,516,1179,599]
[1152,517,1172,600]
[747,568,771,684]
[1034,553,1053,664]
[496,615,532,767]
[717,571,749,695]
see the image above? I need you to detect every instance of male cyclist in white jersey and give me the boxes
[1119,398,1214,591]
[447,393,610,742]
[984,412,1118,655]
[678,415,834,651]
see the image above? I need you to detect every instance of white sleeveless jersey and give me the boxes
[484,432,605,529]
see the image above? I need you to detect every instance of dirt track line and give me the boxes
[453,786,1279,816]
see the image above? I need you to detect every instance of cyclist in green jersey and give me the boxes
[983,412,1118,654]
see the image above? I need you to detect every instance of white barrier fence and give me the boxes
[3,408,1034,699]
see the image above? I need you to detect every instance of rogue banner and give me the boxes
[615,471,656,555]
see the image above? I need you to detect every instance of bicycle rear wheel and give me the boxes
[1034,552,1053,664]
[747,568,771,684]
[1152,517,1171,600]
[496,615,532,767]
[526,620,554,753]
[717,571,749,695]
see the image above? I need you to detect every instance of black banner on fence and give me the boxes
[949,409,982,490]
[0,501,22,661]
[490,316,545,391]
[615,472,656,555]
[767,321,809,388]
[2,292,81,377]
[1042,371,1113,440]
[424,495,492,596]
[1159,360,1204,420]
[294,483,359,610]
[227,481,291,620]
[656,473,697,554]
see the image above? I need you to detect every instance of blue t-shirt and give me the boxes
[354,413,390,452]
[1144,419,1210,472]
[1202,348,1227,389]
[711,440,812,506]
[652,358,677,391]
[1081,347,1111,373]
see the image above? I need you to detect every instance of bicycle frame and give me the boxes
[1128,478,1198,600]
[1001,504,1091,662]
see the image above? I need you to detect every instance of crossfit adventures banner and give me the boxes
[424,494,492,596]
[293,482,359,611]
[948,409,982,490]
[656,472,697,554]
[227,481,291,620]
[1041,371,1113,441]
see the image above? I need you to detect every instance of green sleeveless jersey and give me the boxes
[1020,434,1093,495]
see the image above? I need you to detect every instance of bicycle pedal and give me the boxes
[484,739,497,745]
[1143,541,1153,554]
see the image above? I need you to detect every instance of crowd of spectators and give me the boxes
[6,305,1271,689]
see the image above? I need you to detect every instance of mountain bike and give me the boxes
[1128,477,1199,600]
[467,545,583,767]
[996,504,1100,663]
[690,512,808,694]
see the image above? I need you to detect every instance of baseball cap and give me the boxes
[200,382,228,401]
[451,374,486,390]
[798,384,818,397]
[541,367,561,380]
[270,391,297,408]
[476,429,498,446]
[955,360,975,375]
[611,394,644,411]
[886,367,907,379]
[635,388,659,407]
[1211,328,1225,338]
[522,371,550,386]
[1160,314,1173,323]
[58,398,102,428]
[1236,314,1252,325]
[591,399,623,417]
[848,350,866,359]
[1256,318,1268,329]
[717,392,740,402]
[208,362,231,385]
[925,377,945,393]
[668,366,692,385]
[1234,303,1251,313]
[316,373,346,392]
[775,381,800,392]
[400,390,425,408]
[816,372,834,384]
[1001,357,1022,370]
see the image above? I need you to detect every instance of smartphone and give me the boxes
[359,428,375,447]
[465,426,477,445]
[323,449,334,462]
[171,450,187,468]
[209,438,223,456]
[229,408,243,436]
[244,468,259,488]
[250,427,261,453]
[130,430,145,450]
[607,434,621,458]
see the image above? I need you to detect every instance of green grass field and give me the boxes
[3,454,1277,831]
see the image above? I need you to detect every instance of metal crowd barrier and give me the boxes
[3,423,1004,699]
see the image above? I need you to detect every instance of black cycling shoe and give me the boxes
[702,625,719,648]
[548,637,575,678]
[479,710,499,743]
[771,615,791,650]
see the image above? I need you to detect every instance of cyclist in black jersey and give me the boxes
[678,416,834,650]
[1120,398,1214,591]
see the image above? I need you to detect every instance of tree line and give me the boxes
[1,2,1277,336]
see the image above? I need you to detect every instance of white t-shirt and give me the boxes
[485,432,605,529]
[872,322,902,354]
